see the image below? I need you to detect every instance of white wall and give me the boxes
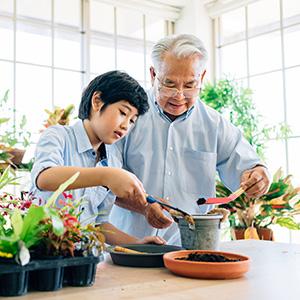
[174,0,214,81]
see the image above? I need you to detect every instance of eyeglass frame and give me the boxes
[155,76,202,99]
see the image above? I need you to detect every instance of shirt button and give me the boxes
[167,171,172,176]
[169,146,173,151]
[92,151,96,156]
[165,196,170,201]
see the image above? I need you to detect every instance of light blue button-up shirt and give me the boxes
[30,120,115,225]
[109,89,262,245]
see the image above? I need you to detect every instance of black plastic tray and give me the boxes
[108,244,182,268]
[0,255,103,297]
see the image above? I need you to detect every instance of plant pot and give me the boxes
[7,148,25,165]
[0,270,29,296]
[178,214,223,250]
[233,227,274,241]
[64,263,97,287]
[29,267,64,291]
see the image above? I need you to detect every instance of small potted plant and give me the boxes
[217,168,300,240]
[0,173,105,296]
[0,90,31,168]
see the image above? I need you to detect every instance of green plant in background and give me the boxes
[217,168,300,230]
[42,104,75,131]
[201,78,290,159]
[0,166,19,190]
[0,90,31,169]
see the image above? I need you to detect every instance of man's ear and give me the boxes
[200,69,206,83]
[91,91,104,112]
[150,66,156,86]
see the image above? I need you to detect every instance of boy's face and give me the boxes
[91,99,138,144]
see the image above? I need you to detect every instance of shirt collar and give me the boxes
[72,120,94,154]
[148,88,195,122]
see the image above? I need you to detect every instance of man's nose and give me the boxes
[173,89,185,99]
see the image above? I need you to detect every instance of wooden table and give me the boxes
[5,240,300,300]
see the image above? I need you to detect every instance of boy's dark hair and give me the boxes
[78,70,149,120]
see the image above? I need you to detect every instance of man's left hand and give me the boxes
[240,166,271,198]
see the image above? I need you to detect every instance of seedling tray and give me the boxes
[0,255,103,297]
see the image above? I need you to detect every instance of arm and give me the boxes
[100,222,165,245]
[37,166,147,205]
[216,117,270,197]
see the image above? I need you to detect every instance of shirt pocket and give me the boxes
[182,149,217,195]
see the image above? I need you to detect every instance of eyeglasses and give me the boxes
[156,77,201,99]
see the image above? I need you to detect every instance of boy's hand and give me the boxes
[240,166,271,198]
[104,168,147,206]
[144,202,173,229]
[137,236,166,245]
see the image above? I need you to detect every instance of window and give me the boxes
[215,0,300,243]
[0,0,170,157]
[216,0,300,181]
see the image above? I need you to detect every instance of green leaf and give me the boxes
[46,208,64,236]
[20,206,46,246]
[45,172,80,208]
[0,117,9,125]
[11,209,23,237]
[276,217,300,230]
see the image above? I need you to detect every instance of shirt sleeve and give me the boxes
[31,126,66,191]
[216,116,263,191]
[80,185,116,225]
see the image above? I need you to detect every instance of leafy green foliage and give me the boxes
[0,166,19,190]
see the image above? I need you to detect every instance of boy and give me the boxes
[30,70,165,245]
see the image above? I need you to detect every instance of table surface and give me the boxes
[4,240,300,300]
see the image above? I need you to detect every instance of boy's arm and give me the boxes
[99,222,165,245]
[37,166,146,205]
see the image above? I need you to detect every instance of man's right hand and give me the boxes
[144,202,173,229]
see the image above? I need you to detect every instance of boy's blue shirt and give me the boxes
[30,120,115,225]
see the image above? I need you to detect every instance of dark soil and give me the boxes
[176,253,240,262]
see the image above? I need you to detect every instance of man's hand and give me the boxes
[137,236,166,245]
[144,202,173,229]
[240,166,271,198]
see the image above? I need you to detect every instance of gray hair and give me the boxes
[151,34,208,72]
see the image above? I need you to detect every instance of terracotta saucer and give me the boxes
[163,250,250,279]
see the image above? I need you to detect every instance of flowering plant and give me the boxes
[0,172,105,265]
[219,168,300,233]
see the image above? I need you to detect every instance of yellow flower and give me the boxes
[0,251,13,258]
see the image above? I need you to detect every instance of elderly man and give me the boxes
[109,34,270,245]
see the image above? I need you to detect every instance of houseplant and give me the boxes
[42,104,75,130]
[0,172,105,296]
[201,78,294,240]
[216,168,300,240]
[0,90,31,168]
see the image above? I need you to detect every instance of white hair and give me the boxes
[151,34,208,72]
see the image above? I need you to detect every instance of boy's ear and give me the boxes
[91,91,104,112]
